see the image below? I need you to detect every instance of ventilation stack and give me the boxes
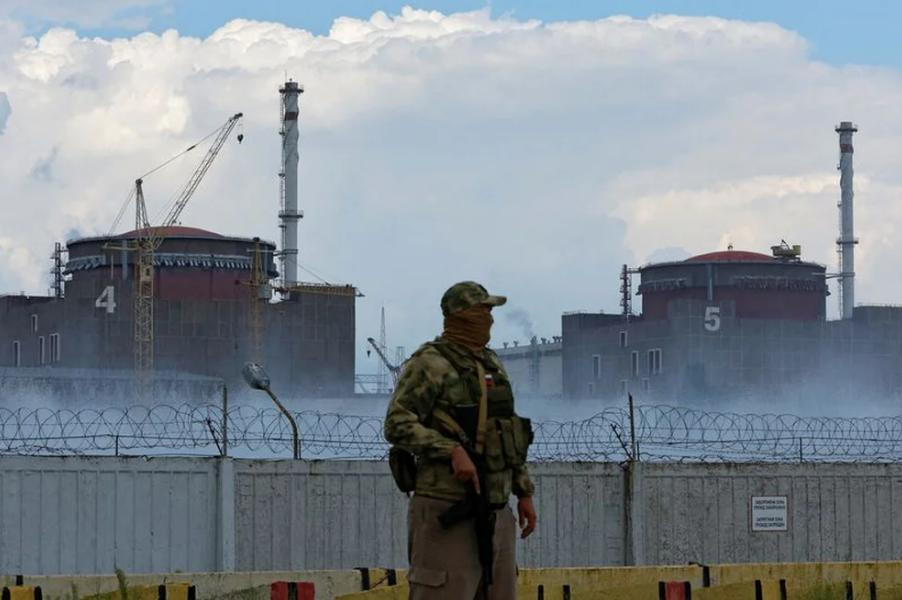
[835,121,858,320]
[279,81,303,287]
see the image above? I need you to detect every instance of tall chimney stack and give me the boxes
[279,81,303,287]
[835,121,858,320]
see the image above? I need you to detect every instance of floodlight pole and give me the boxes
[264,387,300,460]
[243,362,300,460]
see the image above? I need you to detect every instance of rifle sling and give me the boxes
[475,361,488,455]
[426,343,490,454]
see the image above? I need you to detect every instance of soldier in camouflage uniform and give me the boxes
[384,281,537,600]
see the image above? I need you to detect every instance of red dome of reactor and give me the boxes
[637,247,828,321]
[116,226,225,240]
[685,250,774,262]
[67,228,277,302]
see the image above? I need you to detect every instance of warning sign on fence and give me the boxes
[751,496,788,532]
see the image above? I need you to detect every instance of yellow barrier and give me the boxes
[337,586,406,600]
[872,584,902,600]
[572,578,902,600]
[354,568,403,591]
[1,587,43,600]
[24,562,902,600]
[710,561,902,589]
[692,580,791,600]
[160,583,195,600]
[519,566,703,592]
[335,563,902,600]
[83,583,196,600]
[335,567,703,600]
[693,581,757,600]
[571,582,662,599]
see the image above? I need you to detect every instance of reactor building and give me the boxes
[0,81,356,402]
[561,121,902,406]
[497,122,902,406]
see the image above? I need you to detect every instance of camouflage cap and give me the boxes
[441,281,507,316]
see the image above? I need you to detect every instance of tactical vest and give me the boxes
[402,340,533,505]
[429,341,531,468]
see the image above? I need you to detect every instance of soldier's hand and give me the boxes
[517,496,537,539]
[450,445,480,494]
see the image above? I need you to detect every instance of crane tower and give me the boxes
[132,113,244,392]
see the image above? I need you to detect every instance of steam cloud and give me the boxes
[505,307,536,343]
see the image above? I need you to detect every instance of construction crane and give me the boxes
[378,307,387,393]
[238,237,272,364]
[132,112,244,394]
[366,337,401,387]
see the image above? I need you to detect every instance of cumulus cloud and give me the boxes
[2,8,902,372]
[0,236,41,293]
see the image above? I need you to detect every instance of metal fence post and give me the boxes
[628,393,639,461]
[221,384,229,458]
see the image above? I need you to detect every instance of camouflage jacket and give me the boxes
[384,337,535,505]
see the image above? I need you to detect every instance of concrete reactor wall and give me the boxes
[493,340,562,399]
[2,456,901,575]
[562,302,902,407]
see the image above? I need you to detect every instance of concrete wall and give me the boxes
[233,461,409,571]
[232,460,622,570]
[0,456,219,575]
[634,462,902,566]
[2,456,902,575]
[523,462,624,567]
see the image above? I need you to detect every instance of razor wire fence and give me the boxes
[3,403,902,462]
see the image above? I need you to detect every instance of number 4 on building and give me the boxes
[95,286,116,314]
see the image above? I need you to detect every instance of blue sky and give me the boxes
[16,0,902,68]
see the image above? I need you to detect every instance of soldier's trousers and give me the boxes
[407,494,517,600]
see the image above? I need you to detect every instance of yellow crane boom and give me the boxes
[133,112,243,395]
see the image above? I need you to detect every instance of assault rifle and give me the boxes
[436,404,496,595]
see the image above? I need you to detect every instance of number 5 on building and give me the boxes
[95,285,116,314]
[704,306,721,331]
